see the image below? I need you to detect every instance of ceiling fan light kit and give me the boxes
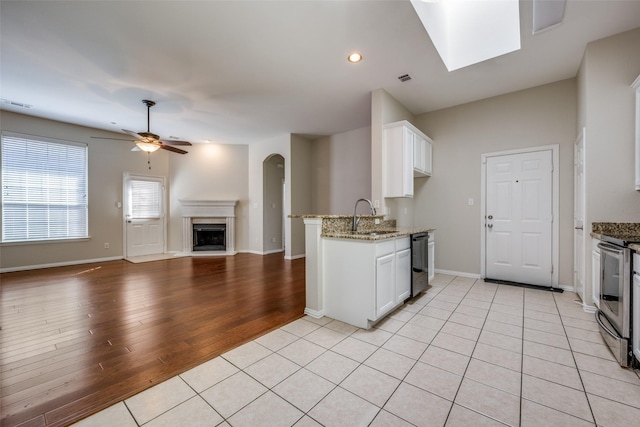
[93,99,192,157]
[136,141,161,153]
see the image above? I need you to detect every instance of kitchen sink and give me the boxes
[352,230,396,236]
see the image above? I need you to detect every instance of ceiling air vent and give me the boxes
[398,74,412,82]
[1,99,33,109]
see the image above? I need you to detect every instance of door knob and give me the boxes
[487,224,493,229]
[488,215,493,220]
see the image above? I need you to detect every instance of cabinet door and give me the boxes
[424,137,433,176]
[592,247,601,308]
[376,253,396,318]
[384,125,414,198]
[401,127,414,196]
[413,134,426,177]
[395,248,411,302]
[633,75,640,190]
[428,236,435,283]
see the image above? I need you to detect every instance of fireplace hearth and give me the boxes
[193,224,226,251]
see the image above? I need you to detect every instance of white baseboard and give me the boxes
[285,254,305,260]
[264,249,285,255]
[0,256,124,273]
[304,307,325,318]
[434,269,481,279]
[238,250,265,255]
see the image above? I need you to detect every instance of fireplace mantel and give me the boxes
[180,200,237,256]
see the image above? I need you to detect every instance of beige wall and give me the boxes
[0,111,170,270]
[290,135,313,257]
[578,28,640,305]
[412,79,577,283]
[167,143,249,252]
[311,126,372,214]
[371,89,416,227]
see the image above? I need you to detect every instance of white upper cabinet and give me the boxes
[633,75,640,190]
[413,131,433,177]
[384,120,433,198]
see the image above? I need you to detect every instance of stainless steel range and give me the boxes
[596,234,639,367]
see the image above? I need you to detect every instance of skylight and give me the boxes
[410,0,521,72]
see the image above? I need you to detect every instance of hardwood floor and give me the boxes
[0,254,306,427]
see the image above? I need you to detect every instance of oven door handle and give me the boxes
[595,310,621,341]
[597,242,625,254]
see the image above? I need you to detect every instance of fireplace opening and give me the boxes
[193,224,226,251]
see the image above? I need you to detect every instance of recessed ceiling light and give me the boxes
[347,52,363,63]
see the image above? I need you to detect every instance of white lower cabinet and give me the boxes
[376,253,396,318]
[428,233,435,283]
[592,238,601,308]
[633,253,640,362]
[395,246,412,303]
[323,236,411,329]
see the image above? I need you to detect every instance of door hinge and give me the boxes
[551,265,554,274]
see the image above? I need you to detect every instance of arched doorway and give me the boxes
[263,154,285,254]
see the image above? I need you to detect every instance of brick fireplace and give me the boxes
[180,200,237,255]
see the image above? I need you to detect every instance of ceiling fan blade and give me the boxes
[122,129,144,140]
[91,136,136,141]
[131,146,141,151]
[160,145,188,154]
[160,139,192,146]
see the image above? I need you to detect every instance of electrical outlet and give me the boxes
[374,200,380,208]
[271,237,276,243]
[104,243,109,249]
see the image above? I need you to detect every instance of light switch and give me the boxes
[468,198,474,206]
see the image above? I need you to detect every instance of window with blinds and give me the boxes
[1,132,88,242]
[130,179,162,219]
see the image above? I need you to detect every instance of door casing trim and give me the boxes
[480,144,559,287]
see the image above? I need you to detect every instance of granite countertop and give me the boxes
[289,214,384,219]
[291,213,433,240]
[323,226,435,241]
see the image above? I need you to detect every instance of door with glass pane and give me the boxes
[124,173,165,257]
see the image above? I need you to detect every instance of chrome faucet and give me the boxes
[352,198,376,232]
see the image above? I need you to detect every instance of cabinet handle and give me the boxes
[574,226,584,230]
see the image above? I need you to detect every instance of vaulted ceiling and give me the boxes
[1,1,639,145]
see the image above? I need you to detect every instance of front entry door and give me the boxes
[485,150,553,286]
[124,173,165,257]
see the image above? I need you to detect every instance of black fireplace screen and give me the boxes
[193,224,226,251]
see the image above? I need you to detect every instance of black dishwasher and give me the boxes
[411,233,429,297]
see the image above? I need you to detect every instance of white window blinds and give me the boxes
[130,179,162,219]
[1,132,88,242]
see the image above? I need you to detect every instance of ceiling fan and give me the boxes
[94,99,192,154]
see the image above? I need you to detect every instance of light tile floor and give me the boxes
[73,274,640,427]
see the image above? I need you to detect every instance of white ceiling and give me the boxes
[1,1,639,145]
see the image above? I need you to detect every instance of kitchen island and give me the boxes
[291,214,434,329]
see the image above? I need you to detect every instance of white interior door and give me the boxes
[574,129,586,300]
[124,173,165,257]
[485,150,553,286]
